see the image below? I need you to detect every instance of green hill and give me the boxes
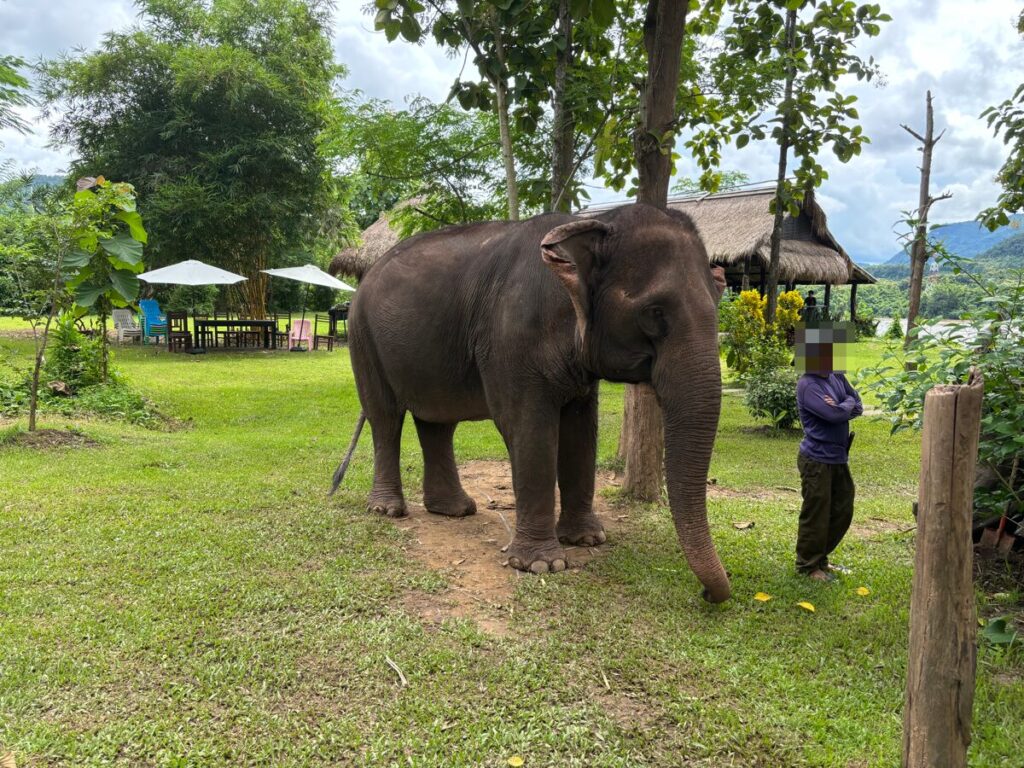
[886,215,1024,265]
[974,230,1024,269]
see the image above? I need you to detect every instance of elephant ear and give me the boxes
[711,266,727,301]
[541,219,612,340]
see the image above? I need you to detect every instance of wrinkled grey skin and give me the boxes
[348,203,730,602]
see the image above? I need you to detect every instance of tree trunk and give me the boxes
[549,0,574,213]
[902,371,983,768]
[28,244,69,432]
[621,0,690,501]
[100,310,109,382]
[492,27,519,221]
[904,91,945,346]
[766,8,797,325]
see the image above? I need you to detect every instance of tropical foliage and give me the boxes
[39,0,350,316]
[859,253,1024,523]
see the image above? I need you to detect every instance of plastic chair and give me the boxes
[139,299,167,344]
[288,319,311,351]
[112,308,141,344]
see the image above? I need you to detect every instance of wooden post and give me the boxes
[850,283,858,322]
[902,370,984,768]
[823,283,832,314]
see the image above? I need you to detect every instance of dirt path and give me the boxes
[395,460,624,636]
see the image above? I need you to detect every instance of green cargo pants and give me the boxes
[796,453,855,573]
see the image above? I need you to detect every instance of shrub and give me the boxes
[859,269,1024,523]
[745,364,800,429]
[886,315,904,340]
[722,289,801,376]
[45,314,106,390]
[852,308,879,340]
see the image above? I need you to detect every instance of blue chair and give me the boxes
[139,299,167,344]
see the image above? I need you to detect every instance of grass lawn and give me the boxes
[0,323,1021,766]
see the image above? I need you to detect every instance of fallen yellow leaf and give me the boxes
[754,592,772,602]
[797,601,816,613]
[508,757,525,767]
[856,586,870,596]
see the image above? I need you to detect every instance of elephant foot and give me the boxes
[424,491,477,518]
[557,513,607,547]
[367,492,407,519]
[506,535,567,574]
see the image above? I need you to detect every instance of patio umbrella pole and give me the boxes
[187,304,205,355]
[292,282,311,352]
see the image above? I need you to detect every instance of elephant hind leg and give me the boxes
[414,418,476,517]
[366,409,408,518]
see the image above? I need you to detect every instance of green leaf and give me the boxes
[736,134,750,149]
[63,249,93,269]
[110,268,141,302]
[99,232,144,265]
[115,210,148,244]
[73,281,106,308]
[591,0,615,28]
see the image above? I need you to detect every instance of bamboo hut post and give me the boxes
[823,283,831,314]
[850,283,858,322]
[902,370,984,768]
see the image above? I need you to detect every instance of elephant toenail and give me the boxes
[595,531,607,544]
[508,557,523,570]
[551,559,566,573]
[529,560,549,574]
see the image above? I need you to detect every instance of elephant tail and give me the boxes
[328,411,366,496]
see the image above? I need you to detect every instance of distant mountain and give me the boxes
[30,174,65,188]
[885,215,1024,265]
[974,231,1024,269]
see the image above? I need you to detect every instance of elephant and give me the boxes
[343,202,731,602]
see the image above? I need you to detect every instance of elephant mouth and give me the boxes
[601,357,652,384]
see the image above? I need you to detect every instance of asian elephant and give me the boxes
[344,203,731,602]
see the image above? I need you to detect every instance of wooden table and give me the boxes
[194,318,278,350]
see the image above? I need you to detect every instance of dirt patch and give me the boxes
[0,428,98,449]
[394,460,622,636]
[849,516,913,539]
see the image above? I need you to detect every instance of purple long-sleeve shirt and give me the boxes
[796,373,863,464]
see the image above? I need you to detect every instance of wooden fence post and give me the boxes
[902,369,984,768]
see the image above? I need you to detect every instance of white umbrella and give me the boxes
[261,265,355,351]
[138,260,247,286]
[261,265,355,291]
[139,260,248,353]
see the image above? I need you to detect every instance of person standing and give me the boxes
[795,330,863,582]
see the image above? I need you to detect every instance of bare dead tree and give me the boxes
[901,90,952,345]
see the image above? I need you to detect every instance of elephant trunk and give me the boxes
[654,343,731,603]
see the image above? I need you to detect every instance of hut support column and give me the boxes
[850,283,858,322]
[742,254,751,291]
[824,283,832,315]
[758,263,766,296]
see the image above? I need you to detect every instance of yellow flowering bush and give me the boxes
[721,289,802,376]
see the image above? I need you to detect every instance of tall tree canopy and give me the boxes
[980,8,1024,230]
[373,0,620,216]
[40,0,349,316]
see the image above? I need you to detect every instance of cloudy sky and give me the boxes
[2,0,1022,262]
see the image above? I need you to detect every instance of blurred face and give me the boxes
[795,322,851,375]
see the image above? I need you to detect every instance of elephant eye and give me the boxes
[639,305,668,340]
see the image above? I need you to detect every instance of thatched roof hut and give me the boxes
[584,187,873,288]
[329,198,425,281]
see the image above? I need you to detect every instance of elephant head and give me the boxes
[541,204,730,602]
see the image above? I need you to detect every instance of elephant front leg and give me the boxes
[498,406,567,574]
[556,392,606,547]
